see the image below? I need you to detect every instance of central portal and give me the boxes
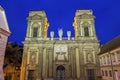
[56,65,65,80]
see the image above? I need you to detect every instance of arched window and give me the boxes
[33,27,38,37]
[32,23,39,38]
[84,27,89,37]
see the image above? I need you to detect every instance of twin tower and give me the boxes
[20,10,101,80]
[25,10,97,41]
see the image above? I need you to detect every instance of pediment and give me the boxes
[78,14,93,19]
[85,63,95,67]
[28,14,43,20]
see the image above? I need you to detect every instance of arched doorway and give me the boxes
[56,65,65,80]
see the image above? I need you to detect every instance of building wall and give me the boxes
[0,32,8,80]
[0,6,11,80]
[99,47,120,80]
[21,40,100,80]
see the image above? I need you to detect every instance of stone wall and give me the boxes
[0,33,8,80]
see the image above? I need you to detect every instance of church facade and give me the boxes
[20,10,101,80]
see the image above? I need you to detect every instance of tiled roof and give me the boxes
[0,6,10,32]
[99,35,120,55]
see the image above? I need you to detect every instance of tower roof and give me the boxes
[0,6,10,33]
[75,10,93,16]
[29,10,46,17]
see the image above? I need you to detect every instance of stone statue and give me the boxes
[30,51,36,64]
[87,53,93,62]
[58,29,63,40]
[50,31,54,40]
[67,31,71,40]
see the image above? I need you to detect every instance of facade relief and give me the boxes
[56,52,67,61]
[27,49,38,65]
[54,45,68,61]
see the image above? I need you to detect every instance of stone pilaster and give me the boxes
[70,47,74,78]
[39,47,43,78]
[73,47,76,78]
[42,48,47,78]
[20,46,28,80]
[48,48,53,77]
[76,48,80,79]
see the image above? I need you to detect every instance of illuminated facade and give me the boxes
[0,6,11,80]
[99,36,120,80]
[20,10,101,80]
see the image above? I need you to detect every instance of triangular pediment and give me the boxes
[78,13,94,19]
[28,14,43,20]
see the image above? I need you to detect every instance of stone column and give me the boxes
[72,47,76,78]
[46,48,49,78]
[42,48,47,78]
[68,47,71,78]
[76,48,80,79]
[20,47,28,80]
[39,47,42,78]
[26,21,31,38]
[70,47,74,77]
[48,48,53,77]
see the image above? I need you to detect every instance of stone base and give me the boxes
[44,78,53,80]
[36,78,88,80]
[36,78,53,80]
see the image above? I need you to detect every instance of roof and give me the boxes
[0,6,10,32]
[99,35,120,55]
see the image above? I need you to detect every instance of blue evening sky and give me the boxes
[0,0,120,45]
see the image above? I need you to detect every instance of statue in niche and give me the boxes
[87,53,93,62]
[30,51,36,65]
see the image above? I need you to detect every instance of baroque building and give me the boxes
[99,35,120,80]
[20,10,101,80]
[0,6,11,80]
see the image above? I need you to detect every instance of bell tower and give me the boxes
[25,11,49,40]
[73,10,97,40]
